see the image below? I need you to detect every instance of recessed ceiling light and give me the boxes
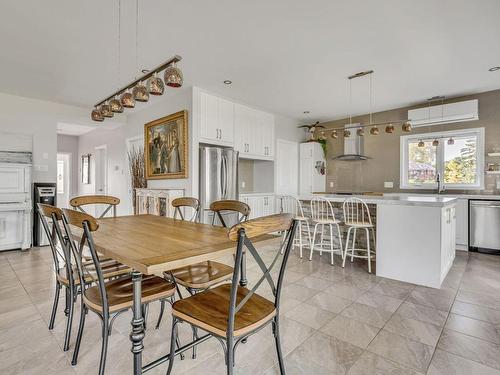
[303,110,310,114]
[223,80,232,85]
[489,66,500,72]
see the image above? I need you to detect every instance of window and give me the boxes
[400,128,484,189]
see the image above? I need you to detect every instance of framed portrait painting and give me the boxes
[144,110,188,180]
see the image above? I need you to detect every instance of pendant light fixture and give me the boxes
[357,128,365,136]
[344,129,351,138]
[318,131,326,141]
[418,140,425,147]
[385,123,395,133]
[331,130,338,139]
[91,0,182,121]
[370,126,379,135]
[447,137,455,145]
[432,139,439,147]
[402,121,412,132]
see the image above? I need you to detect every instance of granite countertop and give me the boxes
[299,193,457,207]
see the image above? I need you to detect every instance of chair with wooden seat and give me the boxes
[165,213,298,375]
[60,208,178,375]
[37,203,131,353]
[69,194,120,218]
[342,197,376,273]
[280,195,312,258]
[172,197,201,222]
[157,197,236,358]
[210,199,250,227]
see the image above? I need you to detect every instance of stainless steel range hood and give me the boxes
[332,125,368,161]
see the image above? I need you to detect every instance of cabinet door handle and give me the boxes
[220,129,222,139]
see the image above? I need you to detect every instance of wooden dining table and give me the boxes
[73,214,268,374]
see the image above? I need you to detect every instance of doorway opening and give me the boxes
[56,153,71,208]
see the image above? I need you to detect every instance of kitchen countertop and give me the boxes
[299,193,457,207]
[383,192,500,200]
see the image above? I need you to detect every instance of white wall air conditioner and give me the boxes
[408,99,478,128]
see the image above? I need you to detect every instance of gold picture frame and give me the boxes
[144,110,188,180]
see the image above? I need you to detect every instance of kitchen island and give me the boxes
[298,194,457,288]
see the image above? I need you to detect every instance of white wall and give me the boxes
[57,134,79,198]
[0,92,89,182]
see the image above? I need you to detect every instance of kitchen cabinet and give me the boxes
[240,193,275,219]
[441,205,456,282]
[455,198,468,250]
[135,188,184,217]
[235,104,274,160]
[299,142,326,195]
[199,91,234,146]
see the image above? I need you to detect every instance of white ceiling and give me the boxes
[1,0,499,122]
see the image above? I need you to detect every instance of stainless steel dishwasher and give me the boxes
[470,200,500,252]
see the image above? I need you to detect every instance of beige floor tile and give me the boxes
[384,313,443,347]
[445,313,500,344]
[285,302,336,329]
[451,300,500,325]
[407,287,456,312]
[340,302,393,328]
[428,349,500,375]
[395,301,448,327]
[324,283,366,301]
[369,282,412,299]
[437,329,500,370]
[294,275,333,291]
[367,330,434,372]
[356,291,403,313]
[307,291,352,314]
[456,289,500,311]
[282,283,319,302]
[321,315,380,349]
[348,351,423,375]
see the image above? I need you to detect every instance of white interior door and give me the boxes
[276,139,299,195]
[56,153,71,208]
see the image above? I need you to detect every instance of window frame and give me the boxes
[400,127,485,190]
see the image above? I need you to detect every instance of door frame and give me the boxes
[56,152,71,208]
[94,144,108,195]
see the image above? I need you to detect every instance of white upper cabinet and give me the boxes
[234,104,275,160]
[199,91,234,146]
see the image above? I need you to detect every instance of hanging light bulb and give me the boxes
[357,128,365,136]
[402,121,412,132]
[331,130,338,139]
[164,61,183,87]
[385,123,395,133]
[147,73,164,95]
[370,126,379,135]
[318,131,326,140]
[418,140,425,147]
[132,83,149,102]
[91,107,104,122]
[344,129,351,138]
[120,91,135,108]
[432,139,439,147]
[109,98,124,113]
[100,103,114,118]
[447,137,455,145]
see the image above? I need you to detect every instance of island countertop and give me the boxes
[296,193,457,207]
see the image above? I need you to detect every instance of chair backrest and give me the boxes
[69,195,120,219]
[172,197,200,222]
[210,199,250,228]
[226,213,297,337]
[343,197,372,225]
[310,197,336,222]
[280,195,305,218]
[60,208,109,313]
[37,203,74,284]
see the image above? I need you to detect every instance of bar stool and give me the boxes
[309,197,343,265]
[342,197,376,273]
[280,195,311,258]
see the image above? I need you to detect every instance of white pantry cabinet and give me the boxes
[299,142,326,195]
[234,104,274,160]
[240,193,275,219]
[199,91,234,146]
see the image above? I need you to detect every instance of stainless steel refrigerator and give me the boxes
[199,145,239,225]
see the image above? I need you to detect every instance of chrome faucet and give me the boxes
[436,172,445,194]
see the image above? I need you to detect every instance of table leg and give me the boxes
[130,271,144,375]
[239,250,247,287]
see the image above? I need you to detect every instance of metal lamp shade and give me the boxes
[132,84,149,102]
[432,139,439,147]
[164,63,183,88]
[91,109,104,122]
[331,130,338,139]
[370,126,379,135]
[343,129,351,138]
[100,104,114,118]
[120,92,135,108]
[147,75,164,95]
[385,124,395,133]
[356,128,365,136]
[402,121,412,132]
[109,98,124,113]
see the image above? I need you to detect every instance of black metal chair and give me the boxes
[60,208,179,375]
[166,213,298,375]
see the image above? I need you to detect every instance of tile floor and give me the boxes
[1,240,500,374]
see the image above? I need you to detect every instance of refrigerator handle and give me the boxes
[222,154,228,198]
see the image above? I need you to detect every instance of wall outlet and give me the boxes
[241,181,246,188]
[384,181,394,188]
[329,182,334,188]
